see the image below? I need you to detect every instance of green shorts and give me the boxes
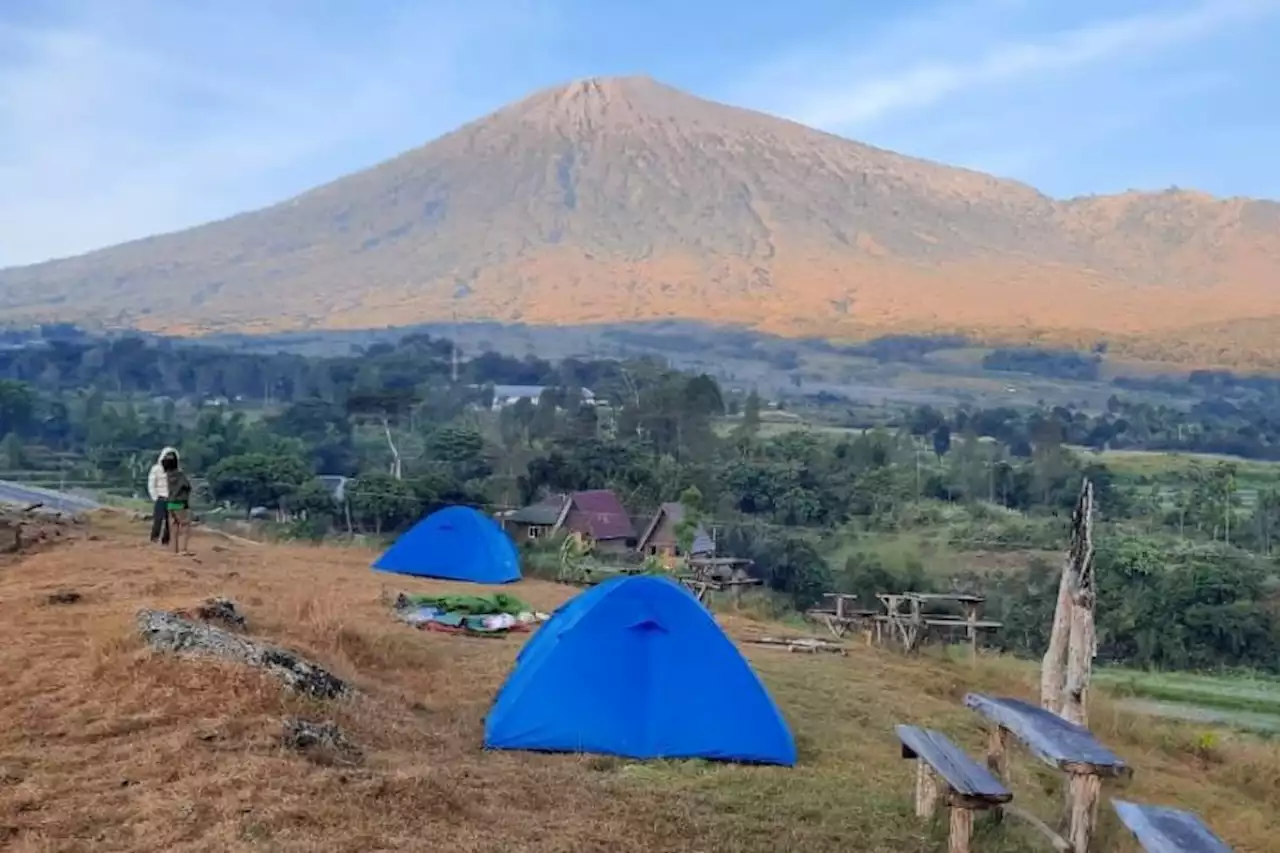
[166,501,188,512]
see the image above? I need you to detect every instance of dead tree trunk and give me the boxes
[382,418,402,480]
[1062,481,1097,727]
[1041,479,1095,720]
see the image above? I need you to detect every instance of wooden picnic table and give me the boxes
[674,572,760,606]
[805,593,879,641]
[877,592,1002,656]
[964,693,1130,853]
[1112,800,1234,853]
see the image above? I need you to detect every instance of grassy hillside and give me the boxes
[0,515,1274,851]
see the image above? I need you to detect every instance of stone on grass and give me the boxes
[281,718,361,764]
[137,609,348,699]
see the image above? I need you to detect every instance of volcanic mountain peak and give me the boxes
[0,77,1278,366]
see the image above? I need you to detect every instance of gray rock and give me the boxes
[281,718,361,763]
[194,597,246,630]
[137,609,348,699]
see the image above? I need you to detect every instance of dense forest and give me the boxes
[2,329,1279,674]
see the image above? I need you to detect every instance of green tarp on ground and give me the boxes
[399,593,531,615]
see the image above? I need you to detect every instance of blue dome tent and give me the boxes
[485,575,796,766]
[373,505,521,584]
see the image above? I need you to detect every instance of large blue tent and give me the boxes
[373,505,521,584]
[484,575,796,766]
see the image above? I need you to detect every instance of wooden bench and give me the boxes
[1112,801,1234,853]
[964,694,1130,853]
[896,725,1012,853]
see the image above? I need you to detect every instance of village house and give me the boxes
[488,385,598,410]
[497,489,636,554]
[635,502,715,568]
[495,496,566,543]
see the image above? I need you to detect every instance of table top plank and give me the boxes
[896,725,1012,804]
[1112,800,1234,853]
[964,694,1128,775]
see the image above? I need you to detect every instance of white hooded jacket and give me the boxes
[148,447,179,501]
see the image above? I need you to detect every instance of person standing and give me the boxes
[148,447,178,545]
[162,451,194,555]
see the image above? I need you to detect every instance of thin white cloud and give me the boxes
[0,0,549,267]
[746,0,1278,132]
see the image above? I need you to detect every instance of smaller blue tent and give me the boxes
[373,505,521,584]
[485,575,797,766]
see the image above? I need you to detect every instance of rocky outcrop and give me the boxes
[137,608,348,699]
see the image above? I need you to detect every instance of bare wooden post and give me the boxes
[1062,482,1097,727]
[915,760,939,818]
[908,595,923,653]
[966,601,978,663]
[948,807,974,853]
[1042,480,1094,716]
[985,726,1009,779]
[1066,773,1102,853]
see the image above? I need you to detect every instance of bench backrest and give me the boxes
[895,725,1011,802]
[1112,801,1234,853]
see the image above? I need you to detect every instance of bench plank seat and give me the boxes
[896,725,1012,805]
[1113,801,1234,853]
[964,693,1128,776]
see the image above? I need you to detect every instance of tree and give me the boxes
[760,534,830,609]
[347,472,419,534]
[0,432,26,470]
[673,485,705,555]
[735,390,762,440]
[0,380,36,437]
[287,478,339,540]
[425,426,489,480]
[345,388,417,479]
[206,453,311,515]
[931,423,952,458]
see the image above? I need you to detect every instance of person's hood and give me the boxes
[156,446,179,465]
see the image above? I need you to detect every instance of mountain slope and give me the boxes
[2,76,1279,366]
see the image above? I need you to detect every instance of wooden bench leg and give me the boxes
[983,725,1009,824]
[914,759,939,818]
[948,807,974,853]
[1066,773,1102,853]
[985,726,1009,779]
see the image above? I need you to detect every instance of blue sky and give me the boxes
[1,0,1277,267]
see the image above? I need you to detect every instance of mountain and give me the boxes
[2,75,1279,366]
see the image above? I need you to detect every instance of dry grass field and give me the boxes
[1,514,1276,852]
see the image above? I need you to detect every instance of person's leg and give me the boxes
[161,502,171,545]
[179,509,192,554]
[169,511,180,554]
[150,499,165,542]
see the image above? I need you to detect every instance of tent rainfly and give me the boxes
[484,575,796,766]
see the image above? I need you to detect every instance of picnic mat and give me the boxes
[393,592,549,637]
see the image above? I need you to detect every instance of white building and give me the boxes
[489,385,597,410]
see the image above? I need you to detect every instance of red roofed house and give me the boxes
[497,490,637,555]
[556,489,637,554]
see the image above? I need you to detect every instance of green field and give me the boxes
[1083,447,1280,479]
[1097,668,1280,733]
